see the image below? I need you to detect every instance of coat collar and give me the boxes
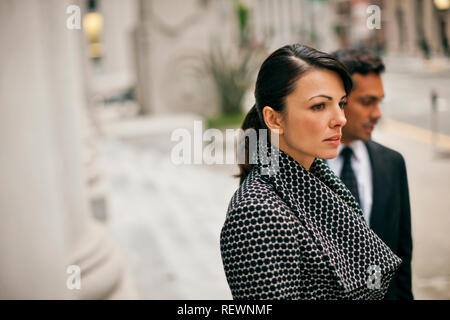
[257,148,401,292]
[364,140,393,229]
[261,148,364,219]
[337,140,367,162]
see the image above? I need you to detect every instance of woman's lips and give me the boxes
[323,139,340,146]
[323,135,341,146]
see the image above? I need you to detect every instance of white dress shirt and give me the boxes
[327,140,373,225]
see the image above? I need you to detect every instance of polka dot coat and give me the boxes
[220,149,402,299]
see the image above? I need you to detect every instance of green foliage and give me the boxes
[199,45,261,116]
[236,1,249,31]
[206,111,245,129]
[236,1,250,47]
[189,2,266,125]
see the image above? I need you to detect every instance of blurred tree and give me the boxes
[193,1,266,127]
[199,45,260,116]
[236,1,250,48]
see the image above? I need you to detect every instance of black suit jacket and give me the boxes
[365,140,414,300]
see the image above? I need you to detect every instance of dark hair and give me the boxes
[331,49,385,75]
[237,43,353,184]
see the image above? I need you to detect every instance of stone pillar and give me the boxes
[423,0,442,55]
[447,10,450,51]
[100,0,138,78]
[133,0,236,116]
[0,0,137,299]
[316,0,338,52]
[403,0,418,55]
[134,0,155,114]
[384,0,400,53]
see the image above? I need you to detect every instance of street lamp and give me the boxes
[83,12,103,60]
[433,0,450,11]
[433,0,450,56]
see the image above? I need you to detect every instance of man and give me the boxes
[328,49,414,300]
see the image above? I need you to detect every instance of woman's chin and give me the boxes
[318,150,339,160]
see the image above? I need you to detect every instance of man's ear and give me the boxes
[262,106,284,135]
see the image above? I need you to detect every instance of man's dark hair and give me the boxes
[331,49,385,75]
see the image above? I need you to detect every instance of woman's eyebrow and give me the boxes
[308,94,347,101]
[308,94,332,101]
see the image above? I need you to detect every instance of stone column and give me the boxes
[100,0,138,75]
[423,0,442,55]
[134,0,155,114]
[447,10,450,50]
[385,0,400,53]
[403,0,418,55]
[0,0,137,299]
[133,0,235,116]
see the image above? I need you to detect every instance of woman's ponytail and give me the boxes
[236,104,267,184]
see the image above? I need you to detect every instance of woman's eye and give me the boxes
[339,101,347,109]
[312,103,325,110]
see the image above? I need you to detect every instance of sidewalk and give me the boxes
[373,119,450,299]
[98,115,235,299]
[383,54,450,74]
[97,114,450,299]
[382,56,450,136]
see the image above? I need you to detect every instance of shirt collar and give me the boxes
[339,140,365,162]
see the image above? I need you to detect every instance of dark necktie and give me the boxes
[340,146,361,206]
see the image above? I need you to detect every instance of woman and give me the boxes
[220,44,401,299]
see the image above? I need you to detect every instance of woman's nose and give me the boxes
[330,106,347,127]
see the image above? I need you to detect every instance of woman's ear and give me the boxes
[262,106,284,135]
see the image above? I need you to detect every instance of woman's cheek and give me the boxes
[302,116,322,136]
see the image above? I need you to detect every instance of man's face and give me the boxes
[342,72,384,143]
